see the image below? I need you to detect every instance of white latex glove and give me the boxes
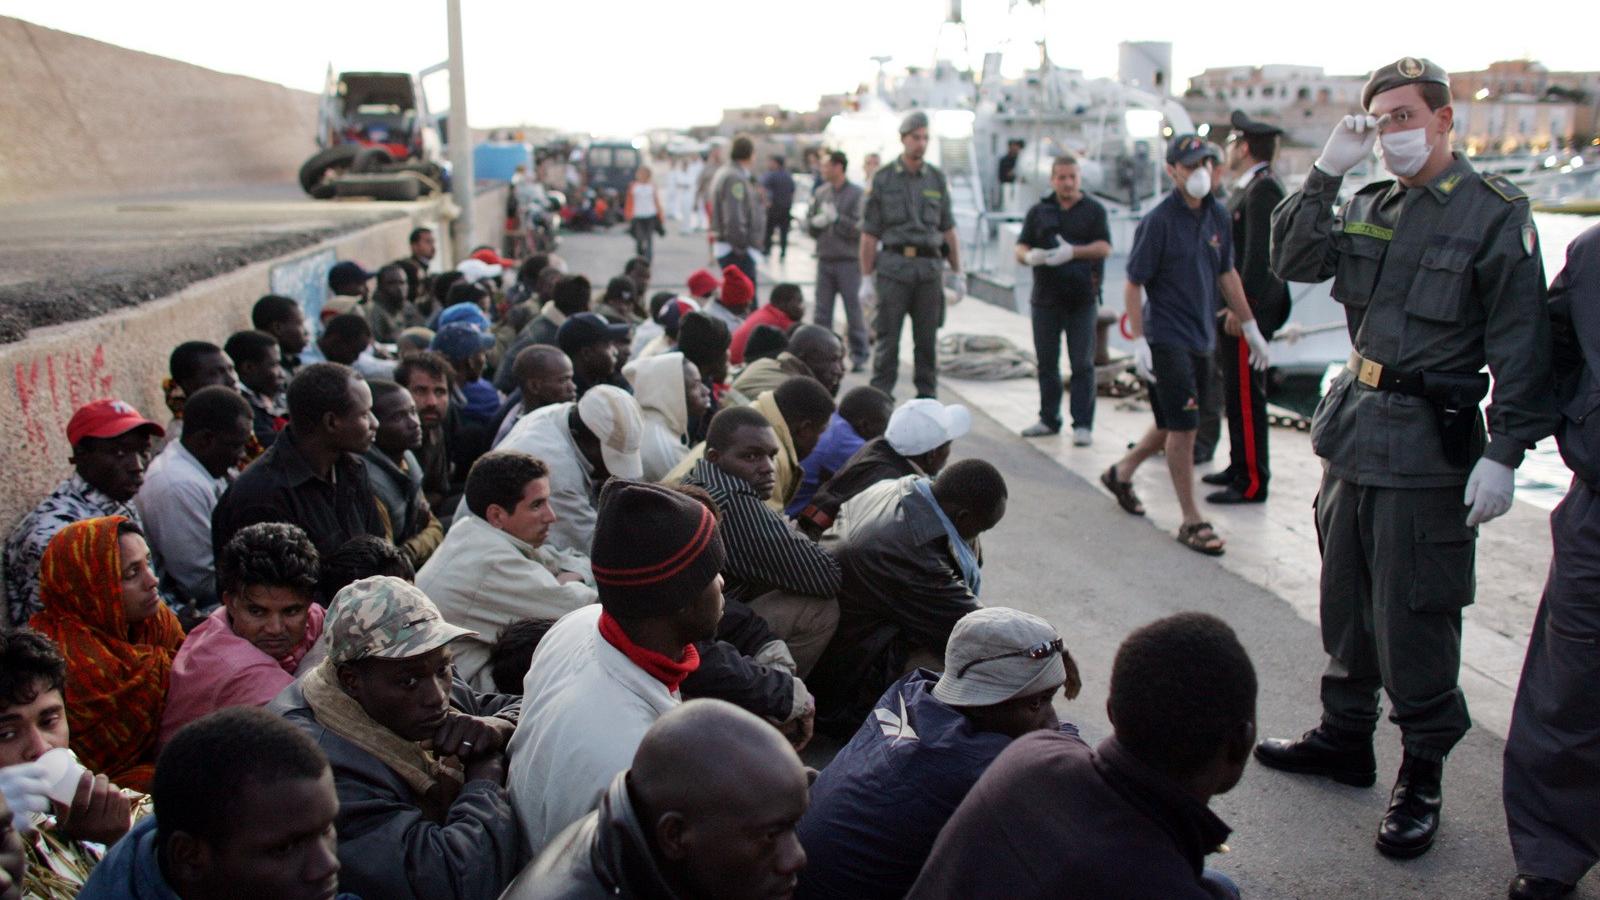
[1314,115,1379,177]
[1241,320,1271,372]
[808,202,838,230]
[1043,235,1076,266]
[1131,337,1156,383]
[858,278,876,304]
[1275,322,1305,345]
[0,763,52,831]
[1023,247,1049,266]
[1464,457,1515,526]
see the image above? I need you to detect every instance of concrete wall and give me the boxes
[0,16,319,204]
[0,187,507,529]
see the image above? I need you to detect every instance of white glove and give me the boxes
[1131,337,1156,383]
[1314,115,1379,177]
[1275,322,1305,345]
[1023,248,1049,266]
[1043,235,1076,266]
[1464,457,1515,526]
[859,279,876,304]
[808,202,838,230]
[1241,320,1271,372]
[0,762,53,831]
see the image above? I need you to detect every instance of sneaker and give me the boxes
[1021,422,1060,437]
[1072,428,1092,447]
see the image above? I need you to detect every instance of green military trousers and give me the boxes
[1315,470,1476,761]
[870,269,944,399]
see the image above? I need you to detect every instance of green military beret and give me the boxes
[900,110,930,136]
[1362,57,1451,109]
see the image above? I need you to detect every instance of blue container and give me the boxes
[473,142,534,183]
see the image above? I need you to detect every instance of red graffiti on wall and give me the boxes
[13,344,115,460]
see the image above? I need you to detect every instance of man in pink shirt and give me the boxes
[730,283,805,366]
[159,522,326,745]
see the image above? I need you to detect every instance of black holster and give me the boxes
[1421,371,1490,467]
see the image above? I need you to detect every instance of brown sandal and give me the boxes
[1101,465,1145,516]
[1177,521,1226,556]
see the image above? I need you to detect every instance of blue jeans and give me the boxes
[1031,298,1098,430]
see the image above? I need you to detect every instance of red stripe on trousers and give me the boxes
[1237,336,1262,498]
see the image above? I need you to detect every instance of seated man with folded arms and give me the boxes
[270,576,524,900]
[683,406,841,677]
[798,608,1081,900]
[418,451,596,690]
[161,523,326,745]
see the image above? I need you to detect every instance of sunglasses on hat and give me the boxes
[956,637,1064,678]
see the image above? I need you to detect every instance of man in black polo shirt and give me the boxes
[211,362,386,559]
[1101,135,1270,556]
[1016,153,1112,445]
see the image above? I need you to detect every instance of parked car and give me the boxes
[298,68,449,201]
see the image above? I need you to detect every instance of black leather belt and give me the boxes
[1347,351,1426,397]
[885,244,940,258]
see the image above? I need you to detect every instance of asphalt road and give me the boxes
[560,223,1597,900]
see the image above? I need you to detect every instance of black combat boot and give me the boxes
[1376,753,1443,859]
[1253,724,1377,786]
[1508,874,1575,899]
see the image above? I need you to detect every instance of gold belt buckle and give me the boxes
[902,246,917,257]
[1357,357,1383,388]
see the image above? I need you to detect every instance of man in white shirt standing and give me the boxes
[137,386,254,610]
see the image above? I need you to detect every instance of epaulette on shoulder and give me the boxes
[1483,173,1528,203]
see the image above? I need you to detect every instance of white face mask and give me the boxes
[1184,167,1212,199]
[1379,126,1431,178]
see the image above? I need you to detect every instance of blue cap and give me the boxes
[430,322,495,361]
[438,302,491,331]
[558,312,631,355]
[1166,134,1219,166]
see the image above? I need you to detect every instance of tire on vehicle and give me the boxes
[298,145,361,195]
[333,173,424,202]
[352,147,396,174]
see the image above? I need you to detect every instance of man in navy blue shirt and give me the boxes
[762,156,798,262]
[795,607,1080,900]
[1016,153,1113,445]
[1101,135,1271,556]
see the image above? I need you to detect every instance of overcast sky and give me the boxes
[6,0,1597,135]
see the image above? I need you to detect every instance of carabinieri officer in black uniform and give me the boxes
[1203,111,1293,504]
[1260,57,1558,861]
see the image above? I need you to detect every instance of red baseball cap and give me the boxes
[66,399,165,446]
[471,248,516,268]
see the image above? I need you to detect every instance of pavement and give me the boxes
[0,183,419,343]
[558,220,1596,899]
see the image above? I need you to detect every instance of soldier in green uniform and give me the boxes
[1258,57,1558,859]
[860,111,961,398]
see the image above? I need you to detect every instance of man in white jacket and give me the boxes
[418,450,597,689]
[625,352,712,482]
[506,479,728,855]
[497,385,644,554]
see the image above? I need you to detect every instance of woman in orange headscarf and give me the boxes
[29,516,184,792]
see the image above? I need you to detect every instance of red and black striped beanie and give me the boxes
[591,479,726,617]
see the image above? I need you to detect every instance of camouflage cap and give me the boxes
[326,576,476,665]
[1362,57,1450,110]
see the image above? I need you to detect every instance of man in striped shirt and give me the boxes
[684,406,841,679]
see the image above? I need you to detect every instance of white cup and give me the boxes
[35,747,86,804]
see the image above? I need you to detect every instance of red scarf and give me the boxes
[597,610,700,692]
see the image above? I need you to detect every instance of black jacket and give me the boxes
[797,437,922,539]
[211,426,385,560]
[682,600,796,721]
[1550,222,1600,489]
[500,770,680,900]
[1228,165,1291,336]
[808,476,980,736]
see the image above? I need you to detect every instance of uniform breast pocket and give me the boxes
[1405,245,1474,324]
[920,193,944,228]
[1332,235,1385,309]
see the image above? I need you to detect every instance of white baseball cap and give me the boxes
[457,258,503,284]
[577,385,644,480]
[885,399,971,457]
